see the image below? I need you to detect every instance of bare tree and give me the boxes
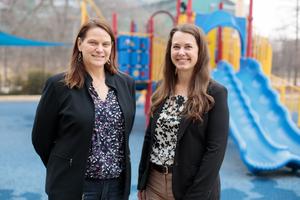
[0,0,175,93]
[294,0,299,85]
[11,0,46,34]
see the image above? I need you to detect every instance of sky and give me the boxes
[252,0,297,39]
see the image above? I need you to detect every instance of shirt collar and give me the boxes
[84,70,117,90]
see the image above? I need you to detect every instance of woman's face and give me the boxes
[171,31,199,74]
[77,27,112,70]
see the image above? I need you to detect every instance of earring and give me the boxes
[77,52,82,63]
[107,59,111,65]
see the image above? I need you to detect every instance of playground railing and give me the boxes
[151,36,166,81]
[271,74,300,127]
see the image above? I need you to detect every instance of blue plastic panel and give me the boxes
[139,52,149,65]
[140,37,149,51]
[130,52,139,66]
[129,66,140,80]
[118,51,130,65]
[195,10,247,56]
[130,36,140,51]
[117,35,131,50]
[139,67,149,81]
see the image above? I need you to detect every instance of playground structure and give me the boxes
[179,3,300,172]
[79,0,300,172]
[178,2,300,172]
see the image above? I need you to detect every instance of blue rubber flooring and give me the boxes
[0,101,299,200]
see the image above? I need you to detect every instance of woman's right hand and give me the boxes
[138,190,146,200]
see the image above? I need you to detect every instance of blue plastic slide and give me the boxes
[236,58,300,157]
[212,61,300,172]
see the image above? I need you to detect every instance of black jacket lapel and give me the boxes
[105,72,129,134]
[177,117,192,142]
[150,99,166,135]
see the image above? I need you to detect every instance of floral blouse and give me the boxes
[85,84,125,180]
[150,95,187,166]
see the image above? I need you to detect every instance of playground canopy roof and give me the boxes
[195,10,247,56]
[0,31,67,46]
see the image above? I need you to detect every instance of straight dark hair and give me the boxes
[151,23,214,121]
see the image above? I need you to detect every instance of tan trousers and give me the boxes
[145,168,175,200]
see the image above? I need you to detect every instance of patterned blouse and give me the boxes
[150,95,187,166]
[85,84,125,180]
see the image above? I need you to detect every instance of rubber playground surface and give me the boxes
[0,101,299,200]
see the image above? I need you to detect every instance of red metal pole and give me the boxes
[176,0,181,24]
[145,18,154,122]
[247,0,253,57]
[112,12,118,36]
[144,10,175,122]
[187,0,193,23]
[130,20,136,33]
[217,2,223,62]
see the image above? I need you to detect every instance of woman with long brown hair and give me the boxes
[32,19,136,200]
[138,23,229,200]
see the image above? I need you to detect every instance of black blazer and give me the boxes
[138,80,229,200]
[32,71,136,200]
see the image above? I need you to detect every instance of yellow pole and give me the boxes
[207,29,217,68]
[81,0,89,25]
[86,0,105,20]
[298,98,300,127]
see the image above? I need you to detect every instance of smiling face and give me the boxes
[171,31,199,74]
[77,27,112,70]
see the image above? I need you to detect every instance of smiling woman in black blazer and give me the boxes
[32,19,135,200]
[138,24,229,200]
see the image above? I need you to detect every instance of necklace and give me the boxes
[92,82,109,101]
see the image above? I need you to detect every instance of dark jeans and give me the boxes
[82,177,124,200]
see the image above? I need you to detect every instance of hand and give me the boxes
[138,190,146,200]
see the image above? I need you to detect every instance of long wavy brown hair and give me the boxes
[64,19,117,88]
[151,23,214,121]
